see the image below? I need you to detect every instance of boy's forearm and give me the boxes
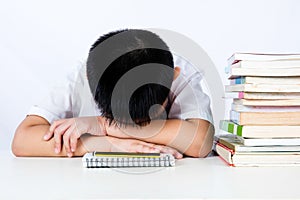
[106,119,215,157]
[79,134,112,152]
[12,124,86,157]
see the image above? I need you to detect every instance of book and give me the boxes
[239,137,300,146]
[225,84,300,93]
[217,131,300,146]
[227,67,300,79]
[233,98,300,106]
[225,92,300,100]
[231,104,300,112]
[230,110,300,125]
[82,152,175,168]
[215,134,300,152]
[228,52,300,66]
[231,60,300,69]
[215,142,300,167]
[219,120,300,138]
[230,76,300,85]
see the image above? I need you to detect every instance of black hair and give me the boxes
[87,29,174,126]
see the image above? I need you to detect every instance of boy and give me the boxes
[12,29,214,158]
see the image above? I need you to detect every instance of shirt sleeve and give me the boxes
[168,55,214,124]
[27,68,79,124]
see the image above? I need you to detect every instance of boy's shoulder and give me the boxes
[173,54,203,80]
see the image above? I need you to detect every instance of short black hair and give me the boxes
[87,29,174,126]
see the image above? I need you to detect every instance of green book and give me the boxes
[219,120,300,138]
[219,120,244,136]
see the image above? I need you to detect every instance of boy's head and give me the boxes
[87,29,174,126]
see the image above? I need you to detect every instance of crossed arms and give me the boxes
[12,115,214,158]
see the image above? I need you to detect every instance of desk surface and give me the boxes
[1,150,300,199]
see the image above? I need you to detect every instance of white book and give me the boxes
[228,53,300,66]
[240,137,300,146]
[215,134,300,152]
[216,143,300,167]
[232,60,300,69]
[231,103,300,112]
[217,130,300,146]
[230,76,300,85]
[225,83,300,93]
[230,110,300,126]
[225,92,300,100]
[227,67,300,79]
[233,98,300,106]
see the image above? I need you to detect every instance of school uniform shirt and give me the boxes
[28,55,213,125]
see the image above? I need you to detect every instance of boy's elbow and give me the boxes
[11,131,24,157]
[11,128,29,157]
[184,141,213,158]
[184,122,215,158]
[12,143,22,157]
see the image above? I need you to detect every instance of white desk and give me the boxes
[1,150,300,199]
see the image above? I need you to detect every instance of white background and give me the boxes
[1,0,299,150]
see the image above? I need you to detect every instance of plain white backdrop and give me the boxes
[1,0,299,150]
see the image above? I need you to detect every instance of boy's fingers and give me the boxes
[154,145,183,159]
[149,147,160,153]
[63,132,71,155]
[54,129,62,154]
[43,130,52,140]
[45,119,65,140]
[164,147,178,156]
[49,120,63,133]
[136,144,159,153]
[174,151,183,159]
[70,135,78,153]
[63,126,79,156]
[52,122,72,154]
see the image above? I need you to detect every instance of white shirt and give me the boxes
[28,55,213,124]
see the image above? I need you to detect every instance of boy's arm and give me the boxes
[12,115,183,158]
[106,119,215,158]
[11,115,87,157]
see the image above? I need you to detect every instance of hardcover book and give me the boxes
[216,142,300,167]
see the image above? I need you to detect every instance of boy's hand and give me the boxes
[108,137,183,159]
[43,116,107,157]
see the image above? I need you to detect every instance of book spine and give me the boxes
[227,53,237,66]
[230,110,241,125]
[217,154,234,167]
[215,143,234,166]
[223,92,244,99]
[230,77,245,85]
[217,142,235,154]
[231,103,300,112]
[219,120,243,137]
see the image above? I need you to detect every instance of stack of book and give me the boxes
[215,52,300,166]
